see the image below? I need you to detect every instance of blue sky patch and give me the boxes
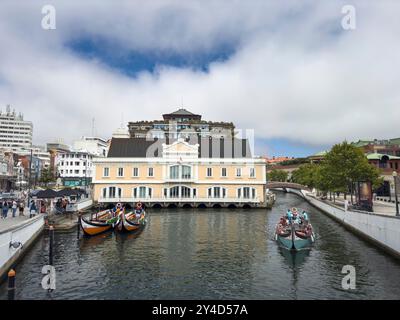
[255,137,329,158]
[66,37,235,77]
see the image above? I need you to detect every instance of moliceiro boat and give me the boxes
[275,208,315,251]
[79,203,147,236]
[79,208,120,236]
[116,210,147,233]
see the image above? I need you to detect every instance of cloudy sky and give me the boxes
[0,1,399,157]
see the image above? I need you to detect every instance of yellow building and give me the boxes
[92,137,267,208]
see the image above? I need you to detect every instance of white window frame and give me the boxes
[103,167,110,177]
[250,167,255,178]
[117,167,124,177]
[206,167,212,177]
[169,165,180,179]
[208,186,227,198]
[148,167,154,177]
[132,167,139,177]
[221,167,227,177]
[236,168,242,177]
[181,165,192,179]
[237,187,256,199]
[102,186,122,199]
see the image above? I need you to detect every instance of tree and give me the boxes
[39,167,55,187]
[279,158,309,166]
[308,141,383,201]
[291,163,321,188]
[321,141,383,200]
[267,169,288,182]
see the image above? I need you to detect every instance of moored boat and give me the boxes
[79,208,119,236]
[116,210,147,233]
[79,216,114,236]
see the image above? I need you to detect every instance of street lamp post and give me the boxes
[393,171,399,216]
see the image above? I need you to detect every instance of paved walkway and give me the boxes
[325,194,398,216]
[0,208,37,232]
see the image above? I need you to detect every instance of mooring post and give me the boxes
[49,225,54,266]
[7,269,16,300]
[77,212,81,239]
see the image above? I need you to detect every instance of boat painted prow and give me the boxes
[116,211,147,233]
[79,216,114,236]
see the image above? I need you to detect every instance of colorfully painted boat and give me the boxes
[275,216,314,251]
[79,209,120,236]
[90,209,113,222]
[116,210,146,233]
[79,216,115,236]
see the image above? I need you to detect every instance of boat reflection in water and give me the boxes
[278,246,310,269]
[79,231,114,252]
[116,228,144,241]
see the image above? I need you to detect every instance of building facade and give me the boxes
[128,108,235,139]
[73,136,108,157]
[17,145,51,169]
[56,151,94,187]
[92,137,267,208]
[0,151,15,191]
[352,138,400,157]
[47,141,71,177]
[0,105,33,153]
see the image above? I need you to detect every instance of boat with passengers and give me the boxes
[275,207,315,251]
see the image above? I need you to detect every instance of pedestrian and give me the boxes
[12,200,17,218]
[2,201,8,219]
[29,200,37,218]
[18,201,24,216]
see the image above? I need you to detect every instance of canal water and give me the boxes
[1,192,400,300]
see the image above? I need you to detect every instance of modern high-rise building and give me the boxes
[0,105,33,152]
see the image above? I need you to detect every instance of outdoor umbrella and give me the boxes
[35,189,59,199]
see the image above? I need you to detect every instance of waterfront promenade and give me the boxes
[0,210,44,280]
[0,209,33,232]
[324,194,398,217]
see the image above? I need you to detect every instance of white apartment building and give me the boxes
[0,105,33,152]
[56,151,95,187]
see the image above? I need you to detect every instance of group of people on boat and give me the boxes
[280,207,309,226]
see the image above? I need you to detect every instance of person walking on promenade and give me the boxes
[2,201,8,219]
[18,201,25,216]
[12,200,17,218]
[29,200,37,218]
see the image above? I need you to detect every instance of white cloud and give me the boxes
[0,1,399,150]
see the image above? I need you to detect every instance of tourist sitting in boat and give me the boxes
[292,210,301,224]
[286,209,293,223]
[135,202,143,213]
[301,211,309,223]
